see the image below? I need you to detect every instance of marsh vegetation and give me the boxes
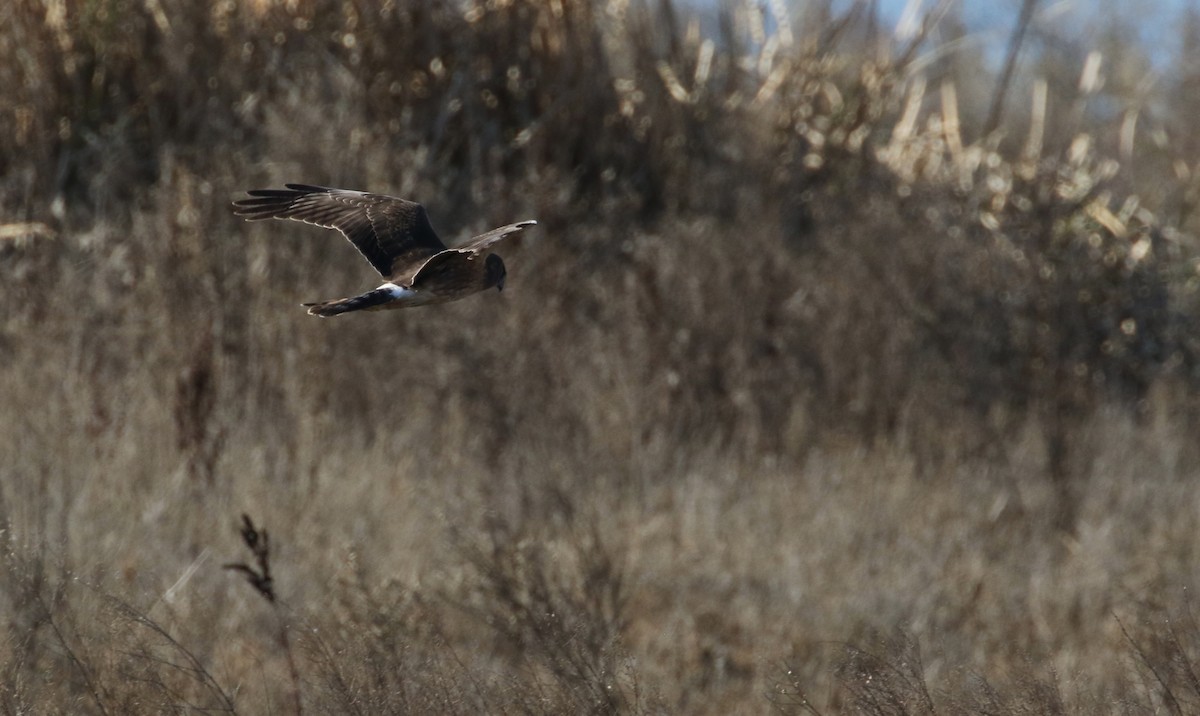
[4,0,1200,712]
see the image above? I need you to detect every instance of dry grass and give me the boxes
[4,0,1200,713]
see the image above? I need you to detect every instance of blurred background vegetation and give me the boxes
[5,0,1200,712]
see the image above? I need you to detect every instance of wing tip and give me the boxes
[230,196,288,219]
[506,219,537,232]
[231,184,334,218]
[234,184,330,200]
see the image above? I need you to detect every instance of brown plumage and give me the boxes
[232,184,536,316]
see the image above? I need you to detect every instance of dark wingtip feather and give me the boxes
[231,195,290,219]
[232,185,326,218]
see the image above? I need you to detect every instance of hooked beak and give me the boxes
[497,276,505,292]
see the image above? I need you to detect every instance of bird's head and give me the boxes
[485,253,507,292]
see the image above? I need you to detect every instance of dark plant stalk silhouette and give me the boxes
[225,514,302,716]
[985,0,1040,135]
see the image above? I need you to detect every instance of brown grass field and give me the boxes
[5,0,1200,713]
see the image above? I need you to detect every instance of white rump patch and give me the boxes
[379,282,417,300]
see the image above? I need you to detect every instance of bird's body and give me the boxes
[232,184,535,316]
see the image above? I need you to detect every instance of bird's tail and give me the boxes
[303,288,395,317]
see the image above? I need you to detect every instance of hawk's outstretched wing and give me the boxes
[452,220,539,255]
[410,220,538,287]
[232,184,446,277]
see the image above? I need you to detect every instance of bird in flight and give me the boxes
[232,184,536,316]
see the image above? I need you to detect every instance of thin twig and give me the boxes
[224,514,302,716]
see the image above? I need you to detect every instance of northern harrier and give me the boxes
[232,184,536,317]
